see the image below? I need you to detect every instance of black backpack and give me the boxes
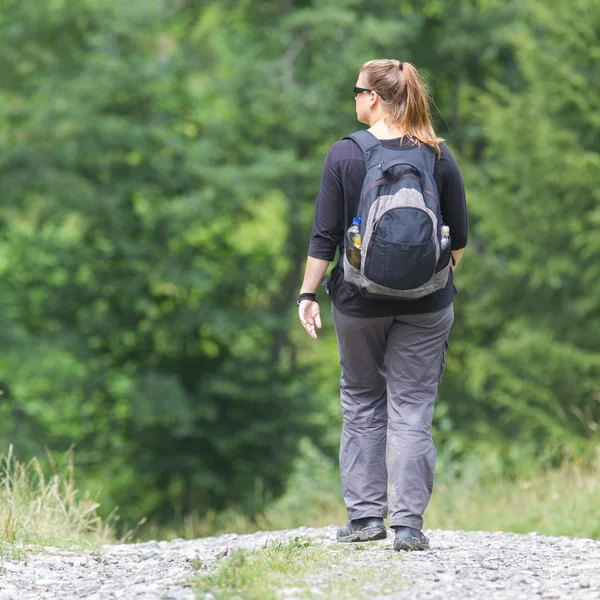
[343,130,452,299]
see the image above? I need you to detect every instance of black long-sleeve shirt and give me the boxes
[309,136,468,317]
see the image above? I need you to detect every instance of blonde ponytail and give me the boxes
[360,59,444,158]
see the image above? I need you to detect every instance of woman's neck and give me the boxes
[368,115,404,139]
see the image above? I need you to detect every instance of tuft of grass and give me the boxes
[193,537,407,600]
[0,445,117,556]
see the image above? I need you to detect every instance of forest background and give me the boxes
[1,0,599,541]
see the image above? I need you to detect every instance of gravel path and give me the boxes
[1,527,600,599]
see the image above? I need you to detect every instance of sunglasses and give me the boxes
[353,86,386,101]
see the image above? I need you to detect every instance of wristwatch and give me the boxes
[297,292,317,305]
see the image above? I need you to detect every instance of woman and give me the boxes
[297,59,467,551]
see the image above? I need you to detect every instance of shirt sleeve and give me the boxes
[308,147,345,261]
[437,144,468,250]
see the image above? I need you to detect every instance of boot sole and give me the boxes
[394,539,430,552]
[337,527,387,543]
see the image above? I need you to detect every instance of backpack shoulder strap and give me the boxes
[345,131,437,175]
[413,144,436,175]
[343,130,382,169]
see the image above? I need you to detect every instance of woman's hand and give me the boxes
[297,257,329,339]
[298,300,322,339]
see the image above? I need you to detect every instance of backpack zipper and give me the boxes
[365,172,437,201]
[365,175,403,198]
[378,157,430,175]
[369,205,435,236]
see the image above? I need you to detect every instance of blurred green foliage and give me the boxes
[0,0,598,530]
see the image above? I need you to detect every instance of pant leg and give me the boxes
[385,304,454,529]
[331,304,393,520]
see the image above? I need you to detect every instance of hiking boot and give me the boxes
[393,526,430,551]
[336,517,387,543]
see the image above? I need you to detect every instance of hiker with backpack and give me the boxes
[297,59,468,551]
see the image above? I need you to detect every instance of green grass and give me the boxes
[0,445,117,556]
[5,431,598,570]
[142,439,600,542]
[427,450,600,537]
[192,538,408,600]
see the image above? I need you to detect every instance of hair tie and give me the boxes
[398,61,404,71]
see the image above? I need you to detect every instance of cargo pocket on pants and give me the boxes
[439,339,450,383]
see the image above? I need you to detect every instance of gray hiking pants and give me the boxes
[332,303,454,530]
